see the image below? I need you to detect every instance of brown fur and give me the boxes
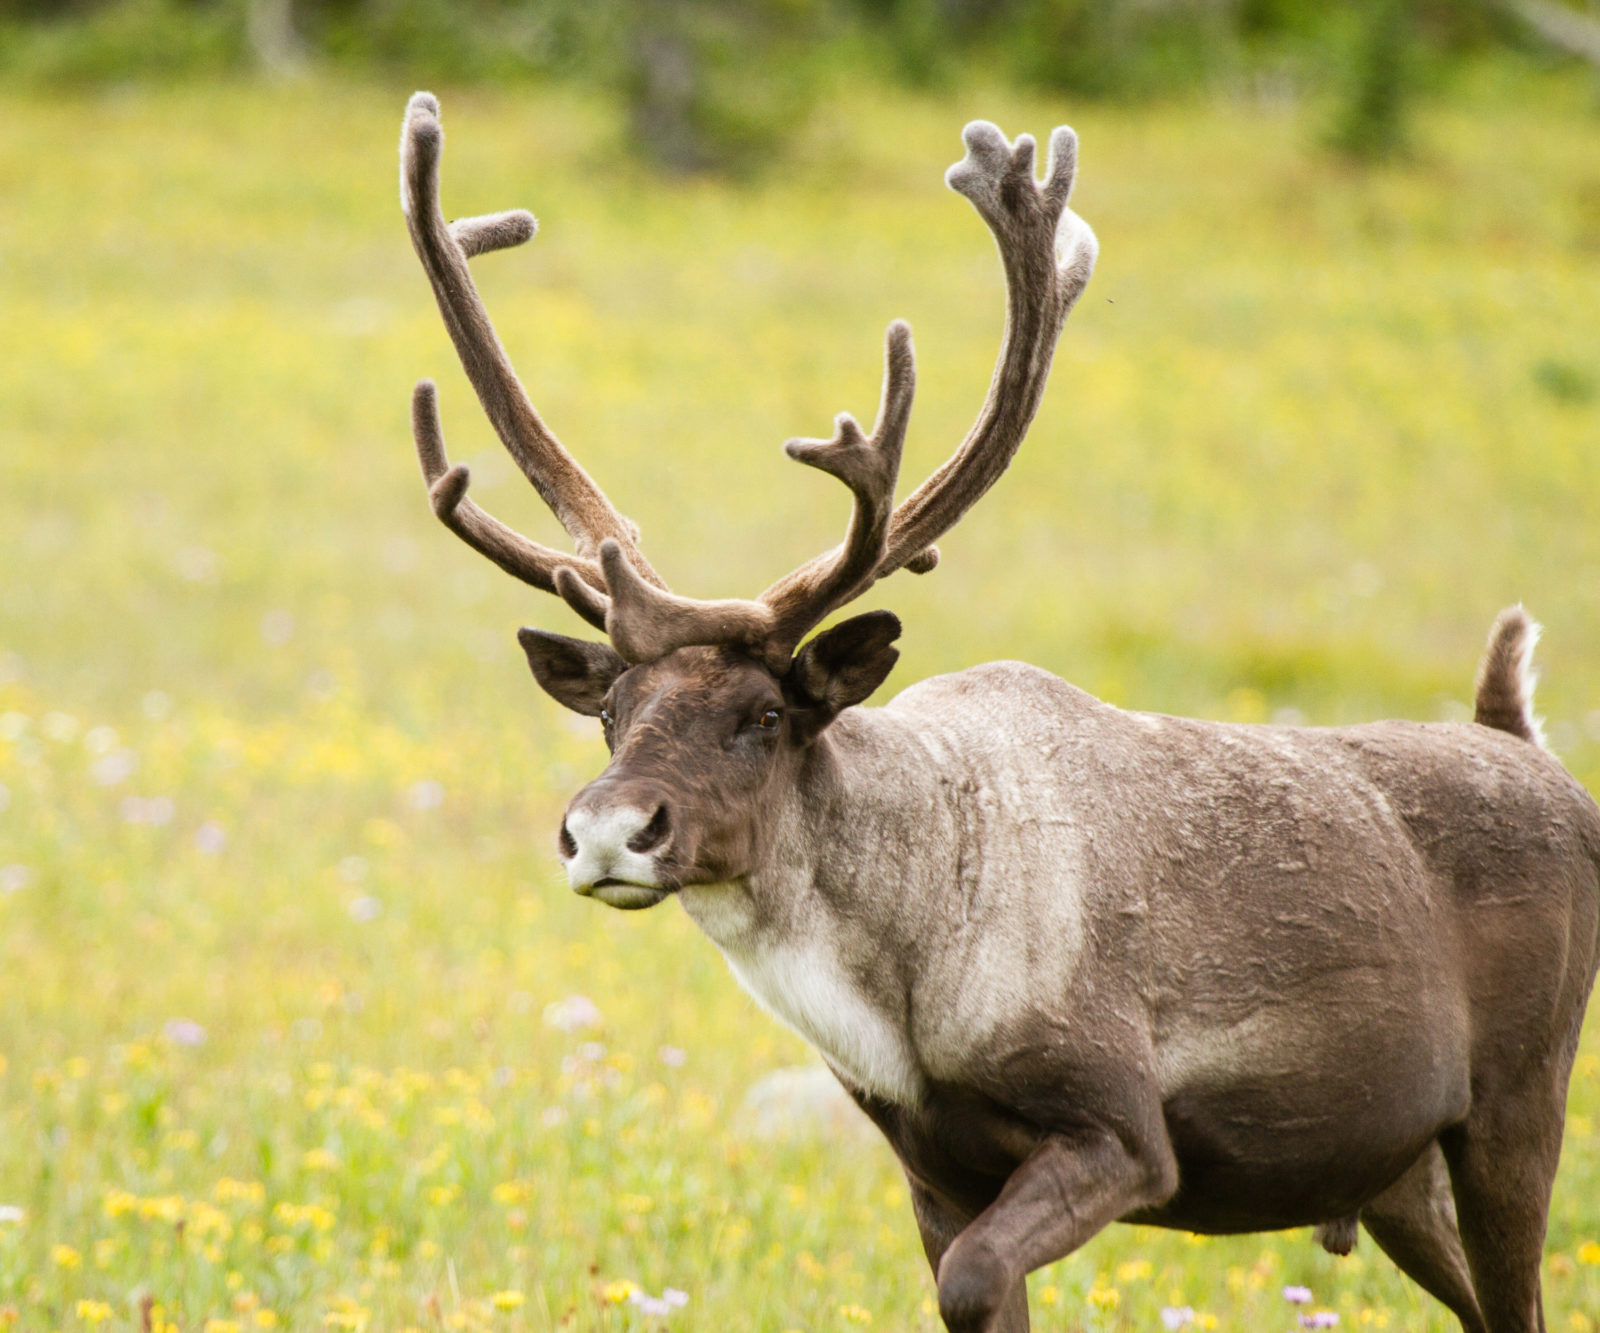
[520,627,1600,1333]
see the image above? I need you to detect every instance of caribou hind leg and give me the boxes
[1359,1142,1486,1333]
[1439,1089,1566,1333]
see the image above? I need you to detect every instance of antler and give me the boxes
[547,319,915,669]
[401,101,1096,670]
[762,121,1098,618]
[399,91,663,612]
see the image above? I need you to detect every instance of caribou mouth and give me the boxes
[584,878,672,911]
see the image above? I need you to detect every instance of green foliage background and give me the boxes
[1,28,1599,1333]
[0,0,1583,167]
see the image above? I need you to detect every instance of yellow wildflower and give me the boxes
[137,1195,185,1224]
[1088,1284,1121,1310]
[1117,1259,1153,1282]
[301,1148,340,1172]
[322,1301,369,1332]
[1578,1240,1600,1266]
[490,1291,525,1311]
[102,1190,137,1219]
[1038,1285,1059,1306]
[51,1243,81,1269]
[76,1300,113,1325]
[253,1314,278,1329]
[839,1305,872,1325]
[601,1280,638,1305]
[214,1178,265,1205]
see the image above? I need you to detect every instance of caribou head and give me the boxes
[398,91,1097,910]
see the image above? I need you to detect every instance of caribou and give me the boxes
[397,92,1600,1333]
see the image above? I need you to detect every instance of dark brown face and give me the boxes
[519,611,902,910]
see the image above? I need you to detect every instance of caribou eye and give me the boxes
[599,707,613,728]
[758,709,782,731]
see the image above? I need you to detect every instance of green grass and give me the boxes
[2,67,1600,1331]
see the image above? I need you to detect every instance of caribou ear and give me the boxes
[517,628,627,717]
[785,611,901,738]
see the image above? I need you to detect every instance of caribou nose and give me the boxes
[627,804,671,854]
[558,796,673,897]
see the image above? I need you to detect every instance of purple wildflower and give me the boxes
[162,1018,207,1047]
[628,1287,687,1319]
[1283,1286,1313,1304]
[194,821,227,854]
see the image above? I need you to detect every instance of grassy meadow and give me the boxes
[2,67,1600,1331]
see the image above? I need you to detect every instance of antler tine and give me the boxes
[399,92,664,587]
[411,381,608,631]
[559,543,776,666]
[756,319,916,660]
[876,121,1097,576]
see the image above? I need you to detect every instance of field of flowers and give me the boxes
[2,67,1599,1331]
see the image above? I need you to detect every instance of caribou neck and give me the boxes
[676,704,959,1106]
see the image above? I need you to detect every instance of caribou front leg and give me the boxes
[936,1127,1176,1333]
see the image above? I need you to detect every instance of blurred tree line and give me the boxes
[1,0,1597,169]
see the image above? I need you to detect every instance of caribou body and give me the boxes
[397,92,1600,1333]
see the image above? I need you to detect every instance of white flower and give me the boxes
[90,749,138,787]
[121,795,175,826]
[83,725,119,756]
[259,609,295,646]
[173,546,220,583]
[543,994,603,1033]
[0,1205,25,1225]
[406,779,445,811]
